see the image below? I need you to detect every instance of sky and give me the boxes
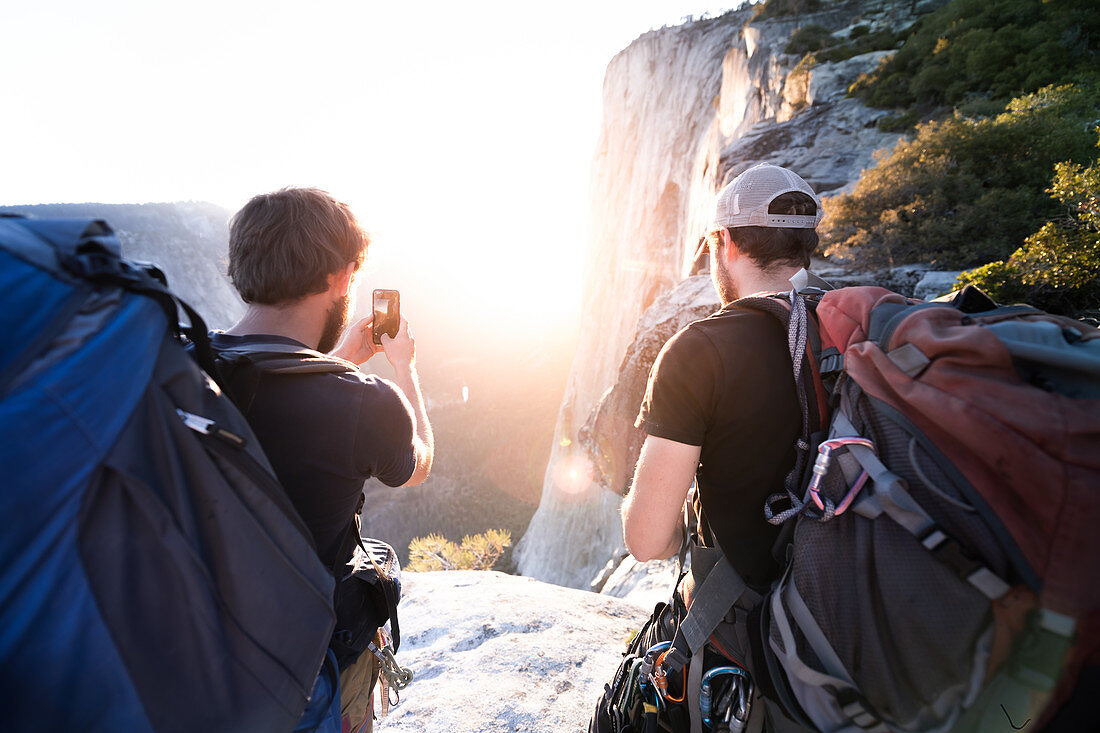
[3,0,737,334]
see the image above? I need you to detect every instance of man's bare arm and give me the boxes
[621,435,700,562]
[379,317,432,486]
[389,361,433,486]
[331,314,433,486]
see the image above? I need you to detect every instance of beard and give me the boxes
[317,293,351,353]
[711,256,739,306]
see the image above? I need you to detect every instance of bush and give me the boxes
[786,24,832,54]
[752,0,821,21]
[406,529,512,572]
[851,0,1100,115]
[875,109,921,132]
[957,149,1100,318]
[821,81,1100,269]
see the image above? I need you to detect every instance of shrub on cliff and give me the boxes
[752,0,821,21]
[958,146,1100,319]
[407,529,512,572]
[851,0,1100,114]
[820,81,1100,269]
[786,24,832,54]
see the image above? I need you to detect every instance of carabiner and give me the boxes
[808,437,875,515]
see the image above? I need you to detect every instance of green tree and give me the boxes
[958,140,1100,318]
[406,529,512,572]
[851,0,1100,114]
[821,81,1100,269]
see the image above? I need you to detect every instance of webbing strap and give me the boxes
[850,444,933,537]
[835,413,1010,601]
[789,268,834,295]
[687,651,704,733]
[769,580,854,692]
[663,554,751,673]
[771,578,896,732]
[782,579,856,690]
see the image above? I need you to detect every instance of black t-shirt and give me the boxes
[635,306,799,588]
[210,333,416,568]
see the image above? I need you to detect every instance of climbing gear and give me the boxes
[700,666,752,732]
[370,638,414,694]
[805,437,873,516]
[589,591,756,733]
[0,217,335,731]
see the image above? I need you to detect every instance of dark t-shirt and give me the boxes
[635,306,799,588]
[210,333,416,568]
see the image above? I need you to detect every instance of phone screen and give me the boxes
[372,289,400,345]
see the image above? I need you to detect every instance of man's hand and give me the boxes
[329,316,380,365]
[379,316,415,370]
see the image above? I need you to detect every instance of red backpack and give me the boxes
[654,280,1099,733]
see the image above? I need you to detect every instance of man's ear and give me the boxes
[719,228,739,266]
[330,261,359,298]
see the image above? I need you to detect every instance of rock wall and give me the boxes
[517,0,941,589]
[0,201,244,329]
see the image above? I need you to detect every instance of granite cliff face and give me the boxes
[516,0,947,588]
[1,202,243,329]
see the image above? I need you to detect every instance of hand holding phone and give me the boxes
[372,289,400,345]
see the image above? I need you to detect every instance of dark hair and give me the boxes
[726,191,819,271]
[228,187,369,305]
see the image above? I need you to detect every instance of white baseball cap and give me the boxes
[711,163,823,230]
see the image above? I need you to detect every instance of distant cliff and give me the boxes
[516,0,949,588]
[1,201,243,330]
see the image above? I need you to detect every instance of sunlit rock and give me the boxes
[0,201,243,329]
[517,0,947,589]
[597,555,680,612]
[378,571,648,732]
[580,275,718,499]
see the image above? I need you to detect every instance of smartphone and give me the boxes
[372,289,400,345]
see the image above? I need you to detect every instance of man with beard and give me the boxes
[213,186,433,571]
[620,166,820,729]
[623,163,820,577]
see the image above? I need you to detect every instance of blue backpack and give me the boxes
[0,217,336,732]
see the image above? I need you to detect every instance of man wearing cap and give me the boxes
[616,162,822,726]
[622,161,823,588]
